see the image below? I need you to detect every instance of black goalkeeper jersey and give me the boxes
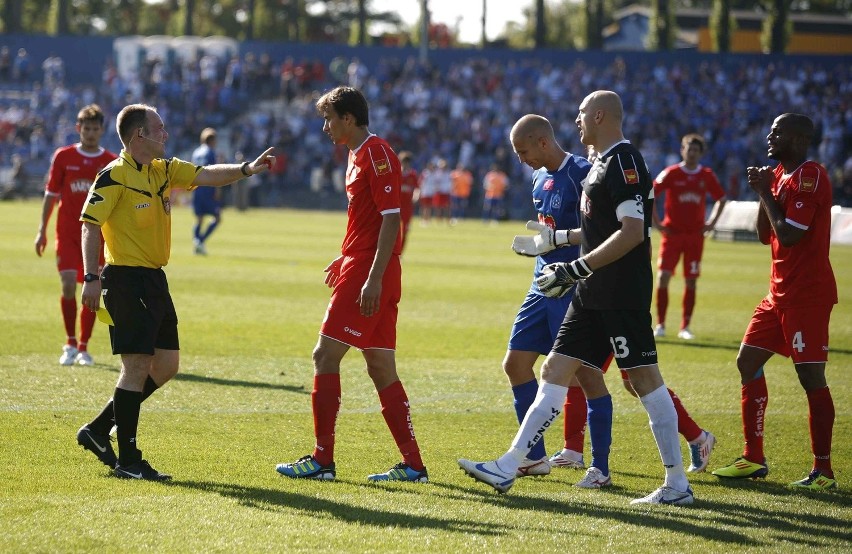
[574,140,654,311]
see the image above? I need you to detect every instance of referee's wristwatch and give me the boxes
[83,273,100,283]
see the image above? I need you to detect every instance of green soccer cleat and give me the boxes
[712,457,769,479]
[789,470,837,491]
[367,462,429,483]
[276,454,336,480]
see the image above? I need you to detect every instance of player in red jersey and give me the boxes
[398,150,420,252]
[713,114,838,490]
[652,134,726,340]
[34,104,117,366]
[276,86,427,483]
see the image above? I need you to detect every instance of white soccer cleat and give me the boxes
[653,324,666,338]
[575,466,612,488]
[677,327,695,340]
[516,456,551,477]
[75,351,94,366]
[549,448,585,469]
[630,485,694,505]
[458,459,515,493]
[688,431,716,473]
[59,345,78,366]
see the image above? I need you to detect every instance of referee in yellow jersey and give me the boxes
[76,103,275,480]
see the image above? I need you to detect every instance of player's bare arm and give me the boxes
[191,147,275,188]
[360,212,400,317]
[747,165,806,247]
[703,197,727,234]
[584,214,645,270]
[35,194,58,256]
[80,222,102,312]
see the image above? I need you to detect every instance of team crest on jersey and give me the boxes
[801,176,815,192]
[373,156,391,176]
[623,168,639,184]
[550,192,561,210]
[543,178,554,191]
[162,196,171,215]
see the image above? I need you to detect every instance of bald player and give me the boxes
[459,91,693,505]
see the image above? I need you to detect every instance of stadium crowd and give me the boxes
[0,44,849,209]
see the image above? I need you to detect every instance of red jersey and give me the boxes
[400,168,420,223]
[342,135,403,256]
[654,163,725,233]
[45,144,117,238]
[767,161,837,307]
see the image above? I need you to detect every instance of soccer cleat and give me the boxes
[516,456,551,477]
[75,351,94,366]
[653,324,666,338]
[193,240,207,256]
[59,345,78,366]
[275,454,336,480]
[114,459,172,481]
[458,459,515,494]
[76,424,117,468]
[548,449,585,469]
[688,431,716,473]
[789,470,837,491]
[367,462,429,483]
[712,457,769,479]
[575,466,612,489]
[630,485,694,505]
[677,327,695,340]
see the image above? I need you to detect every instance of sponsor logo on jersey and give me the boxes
[136,202,151,209]
[678,192,703,204]
[623,168,639,184]
[543,178,554,191]
[344,326,362,337]
[373,157,391,176]
[801,176,815,192]
[70,179,92,193]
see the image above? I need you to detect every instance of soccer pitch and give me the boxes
[1,200,850,552]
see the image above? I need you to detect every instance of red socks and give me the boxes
[807,387,834,477]
[562,386,587,452]
[741,375,768,463]
[61,296,77,345]
[656,287,668,327]
[669,388,702,442]
[682,288,696,330]
[79,306,97,351]
[378,380,423,471]
[311,374,341,466]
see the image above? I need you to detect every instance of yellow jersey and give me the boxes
[80,150,201,268]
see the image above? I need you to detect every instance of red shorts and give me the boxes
[55,233,105,283]
[743,296,832,363]
[320,254,401,350]
[432,193,450,209]
[657,232,705,278]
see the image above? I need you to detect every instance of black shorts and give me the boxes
[552,303,657,370]
[101,265,179,355]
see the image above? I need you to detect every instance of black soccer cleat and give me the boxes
[77,425,118,469]
[114,460,172,481]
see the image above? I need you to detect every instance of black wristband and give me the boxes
[240,161,251,176]
[83,273,100,283]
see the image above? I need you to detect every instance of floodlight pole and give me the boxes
[420,0,429,64]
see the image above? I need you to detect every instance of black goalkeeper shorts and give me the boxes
[101,265,179,355]
[552,303,658,370]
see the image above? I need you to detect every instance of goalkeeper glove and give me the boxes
[512,221,557,257]
[535,258,594,297]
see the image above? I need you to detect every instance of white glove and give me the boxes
[512,221,556,257]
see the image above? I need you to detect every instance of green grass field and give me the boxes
[1,199,850,553]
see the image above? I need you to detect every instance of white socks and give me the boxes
[640,385,689,492]
[498,382,568,472]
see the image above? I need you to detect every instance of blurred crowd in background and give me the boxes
[0,43,849,214]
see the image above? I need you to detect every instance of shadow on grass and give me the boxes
[93,364,308,394]
[439,475,852,548]
[169,479,505,535]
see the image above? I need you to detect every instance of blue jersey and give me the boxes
[529,153,591,295]
[191,144,218,208]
